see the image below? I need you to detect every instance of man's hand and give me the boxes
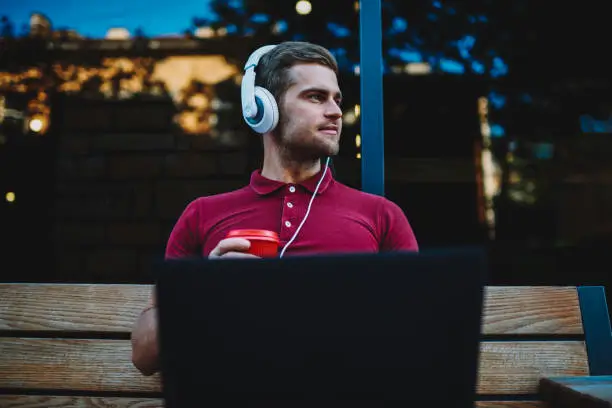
[208,237,260,259]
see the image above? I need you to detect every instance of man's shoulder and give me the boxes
[332,181,397,209]
[185,185,253,211]
[333,181,417,250]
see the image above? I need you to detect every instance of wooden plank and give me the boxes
[475,403,542,408]
[0,396,163,407]
[0,396,542,408]
[0,284,152,332]
[482,287,583,335]
[0,338,161,392]
[477,341,589,394]
[0,284,584,335]
[0,338,588,395]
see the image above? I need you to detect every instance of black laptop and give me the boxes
[155,247,487,408]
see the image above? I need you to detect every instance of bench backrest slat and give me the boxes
[0,284,584,335]
[483,286,583,334]
[0,396,543,408]
[0,337,588,395]
[0,396,164,407]
[0,284,150,332]
[478,341,588,394]
[0,338,160,392]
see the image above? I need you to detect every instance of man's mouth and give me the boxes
[319,125,338,135]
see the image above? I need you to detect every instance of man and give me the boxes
[131,41,418,376]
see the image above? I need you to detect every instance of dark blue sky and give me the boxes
[3,0,214,37]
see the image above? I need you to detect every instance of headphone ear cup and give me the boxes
[246,86,279,134]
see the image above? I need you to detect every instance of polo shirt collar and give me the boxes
[250,167,334,195]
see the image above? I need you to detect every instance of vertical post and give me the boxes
[577,286,612,375]
[359,0,385,196]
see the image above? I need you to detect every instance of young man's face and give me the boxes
[274,63,343,161]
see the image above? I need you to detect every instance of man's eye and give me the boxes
[309,94,324,102]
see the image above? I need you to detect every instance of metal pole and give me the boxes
[359,0,385,196]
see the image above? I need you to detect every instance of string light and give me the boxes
[295,0,312,15]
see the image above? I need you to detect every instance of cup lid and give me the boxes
[227,229,279,241]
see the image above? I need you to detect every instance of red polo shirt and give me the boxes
[165,168,418,258]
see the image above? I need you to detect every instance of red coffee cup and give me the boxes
[226,229,280,258]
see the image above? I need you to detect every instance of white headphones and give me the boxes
[241,44,280,134]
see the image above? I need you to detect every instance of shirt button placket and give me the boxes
[281,185,297,240]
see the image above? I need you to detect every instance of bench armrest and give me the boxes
[539,376,612,407]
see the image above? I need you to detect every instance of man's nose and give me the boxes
[325,100,342,118]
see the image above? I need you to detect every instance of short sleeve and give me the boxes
[377,198,419,252]
[165,199,202,259]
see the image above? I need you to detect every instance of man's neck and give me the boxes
[261,155,322,184]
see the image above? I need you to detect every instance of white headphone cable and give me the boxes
[278,157,331,258]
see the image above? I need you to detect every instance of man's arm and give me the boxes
[131,200,202,376]
[378,198,419,252]
[130,237,261,376]
[130,197,263,375]
[131,287,159,376]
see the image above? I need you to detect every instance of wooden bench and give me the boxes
[1,284,611,407]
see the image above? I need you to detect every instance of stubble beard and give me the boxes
[272,116,340,165]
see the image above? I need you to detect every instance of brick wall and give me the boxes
[51,96,256,282]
